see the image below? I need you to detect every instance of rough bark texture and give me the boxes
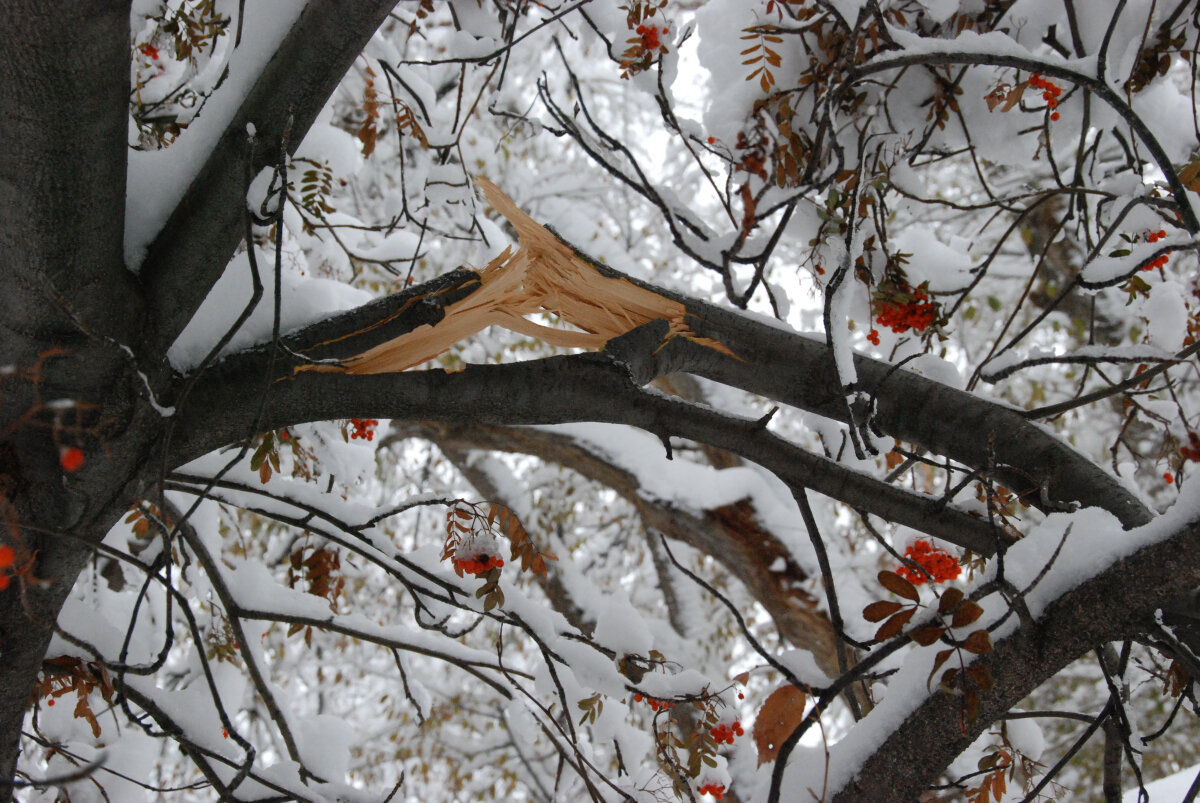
[139,0,401,358]
[0,5,140,793]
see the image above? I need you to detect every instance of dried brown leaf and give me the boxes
[967,663,993,690]
[863,600,905,622]
[754,685,806,766]
[927,648,955,689]
[937,587,964,615]
[910,625,945,646]
[875,607,916,641]
[878,570,919,602]
[1000,80,1027,112]
[952,600,984,629]
[961,629,992,654]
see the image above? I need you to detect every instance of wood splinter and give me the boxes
[304,177,733,374]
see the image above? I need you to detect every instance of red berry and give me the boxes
[59,447,84,472]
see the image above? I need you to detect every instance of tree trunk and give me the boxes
[0,4,141,794]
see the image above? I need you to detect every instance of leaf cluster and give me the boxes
[864,575,994,725]
[288,544,346,611]
[31,657,116,740]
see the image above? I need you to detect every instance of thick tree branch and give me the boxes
[169,248,1150,531]
[0,6,148,794]
[828,511,1200,801]
[139,0,399,359]
[624,298,1152,529]
[174,329,1005,554]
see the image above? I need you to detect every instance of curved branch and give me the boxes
[170,216,1150,530]
[846,50,1199,232]
[174,331,1006,554]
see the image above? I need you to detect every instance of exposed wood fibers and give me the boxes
[305,177,732,374]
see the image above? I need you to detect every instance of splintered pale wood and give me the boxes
[312,177,730,375]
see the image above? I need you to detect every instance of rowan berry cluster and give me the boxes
[1142,229,1170,271]
[896,540,961,585]
[1029,73,1062,121]
[0,545,14,591]
[452,554,504,576]
[632,694,673,711]
[697,783,726,800]
[636,23,667,50]
[709,720,744,745]
[348,418,379,441]
[874,283,938,334]
[867,329,881,346]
